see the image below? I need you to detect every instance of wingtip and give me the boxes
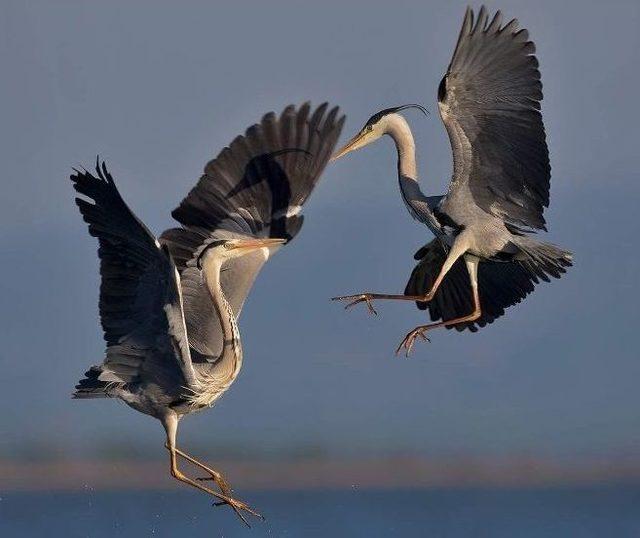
[315,101,329,117]
[502,17,519,35]
[464,6,474,32]
[487,9,502,33]
[475,5,488,32]
[280,104,296,119]
[299,101,312,117]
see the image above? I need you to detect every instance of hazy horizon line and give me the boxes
[4,455,640,493]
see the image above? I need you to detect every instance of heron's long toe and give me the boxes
[196,473,259,525]
[331,293,378,316]
[395,327,430,357]
[213,496,265,527]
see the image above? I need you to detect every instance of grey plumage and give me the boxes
[71,103,344,521]
[72,161,194,401]
[406,6,571,332]
[331,6,572,352]
[161,103,344,360]
[74,103,343,403]
[438,6,550,232]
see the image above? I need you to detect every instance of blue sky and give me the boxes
[1,0,639,461]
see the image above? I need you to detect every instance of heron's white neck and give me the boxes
[384,113,418,180]
[382,113,442,229]
[191,257,242,407]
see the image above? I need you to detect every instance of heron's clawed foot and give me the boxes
[331,293,378,316]
[395,326,431,357]
[213,495,264,527]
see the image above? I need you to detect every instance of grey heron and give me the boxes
[71,103,344,524]
[331,6,572,355]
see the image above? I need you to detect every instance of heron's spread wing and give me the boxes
[160,102,345,359]
[72,162,194,390]
[405,240,537,332]
[438,7,550,231]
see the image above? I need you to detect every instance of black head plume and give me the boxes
[196,240,228,269]
[365,104,429,127]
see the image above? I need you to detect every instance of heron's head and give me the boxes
[196,237,286,269]
[331,104,428,162]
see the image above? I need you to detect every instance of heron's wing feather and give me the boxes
[71,162,194,390]
[160,103,344,358]
[405,240,537,332]
[438,7,550,231]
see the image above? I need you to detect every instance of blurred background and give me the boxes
[1,0,639,536]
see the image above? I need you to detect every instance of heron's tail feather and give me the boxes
[513,238,573,283]
[72,366,117,399]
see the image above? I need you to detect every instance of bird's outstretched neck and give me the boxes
[189,256,243,407]
[384,114,442,233]
[387,113,418,180]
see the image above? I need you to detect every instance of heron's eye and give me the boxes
[366,124,374,132]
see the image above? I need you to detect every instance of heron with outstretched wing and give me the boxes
[71,103,344,525]
[331,6,572,355]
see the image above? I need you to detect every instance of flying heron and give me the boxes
[71,103,344,525]
[331,6,572,355]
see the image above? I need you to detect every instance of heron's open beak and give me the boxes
[330,130,374,162]
[230,237,286,252]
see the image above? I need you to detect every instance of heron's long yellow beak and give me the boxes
[330,130,372,162]
[230,237,286,252]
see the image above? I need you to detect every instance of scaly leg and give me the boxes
[333,236,469,315]
[162,415,263,527]
[396,256,481,356]
[164,444,232,495]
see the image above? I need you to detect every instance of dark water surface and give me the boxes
[2,487,640,537]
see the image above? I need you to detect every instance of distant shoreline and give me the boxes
[4,456,640,492]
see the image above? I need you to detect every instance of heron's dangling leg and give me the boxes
[170,447,232,493]
[162,414,263,527]
[396,256,481,356]
[163,444,233,495]
[332,235,469,314]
